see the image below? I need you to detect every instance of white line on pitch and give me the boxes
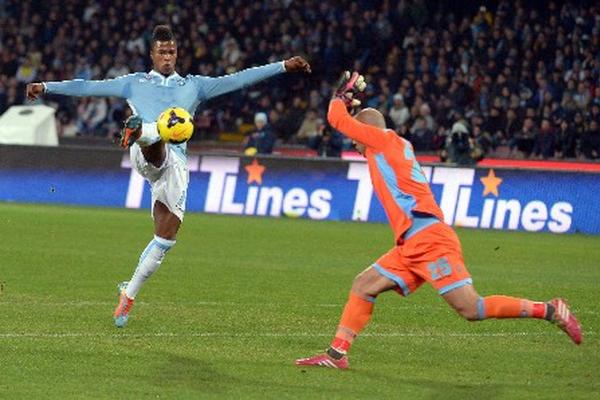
[0,300,439,310]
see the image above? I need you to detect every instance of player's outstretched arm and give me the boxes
[195,56,311,100]
[27,74,133,100]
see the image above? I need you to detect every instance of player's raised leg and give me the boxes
[442,284,582,344]
[113,201,180,327]
[295,266,397,369]
[139,134,167,168]
[118,116,166,168]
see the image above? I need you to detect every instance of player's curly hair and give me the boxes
[152,25,175,47]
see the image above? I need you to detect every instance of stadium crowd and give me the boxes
[0,0,598,160]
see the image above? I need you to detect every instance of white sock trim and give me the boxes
[136,122,162,146]
[153,235,176,249]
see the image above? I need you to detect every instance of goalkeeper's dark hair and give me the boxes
[152,25,175,47]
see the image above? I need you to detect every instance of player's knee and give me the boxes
[453,303,479,321]
[350,273,367,293]
[443,284,481,321]
[350,271,374,297]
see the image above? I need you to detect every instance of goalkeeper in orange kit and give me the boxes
[295,72,582,370]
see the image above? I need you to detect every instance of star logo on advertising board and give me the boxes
[245,159,266,185]
[480,169,503,197]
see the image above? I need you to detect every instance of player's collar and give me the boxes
[149,70,181,85]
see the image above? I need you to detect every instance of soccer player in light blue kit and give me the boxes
[26,25,311,327]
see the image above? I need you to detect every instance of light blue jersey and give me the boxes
[44,62,286,157]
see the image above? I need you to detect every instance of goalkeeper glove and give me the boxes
[333,70,367,110]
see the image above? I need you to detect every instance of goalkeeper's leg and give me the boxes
[443,284,582,344]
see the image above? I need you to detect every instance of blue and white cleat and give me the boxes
[113,281,134,328]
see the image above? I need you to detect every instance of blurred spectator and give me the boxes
[106,60,130,79]
[308,118,343,158]
[573,81,591,110]
[533,119,557,160]
[484,107,504,145]
[222,38,243,70]
[56,111,78,137]
[514,118,537,158]
[440,121,479,165]
[244,112,275,155]
[15,56,37,84]
[555,120,578,159]
[266,101,289,139]
[580,120,600,160]
[418,103,435,132]
[409,117,435,151]
[279,97,305,142]
[504,108,521,143]
[472,124,494,156]
[74,57,93,81]
[76,97,108,136]
[388,93,410,130]
[295,109,320,144]
[76,97,108,135]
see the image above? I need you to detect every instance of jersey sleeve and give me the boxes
[327,99,390,150]
[44,74,134,98]
[192,61,285,101]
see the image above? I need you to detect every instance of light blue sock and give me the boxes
[125,235,175,298]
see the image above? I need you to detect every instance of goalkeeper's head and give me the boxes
[150,25,177,77]
[352,108,386,155]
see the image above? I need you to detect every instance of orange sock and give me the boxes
[330,293,375,354]
[479,295,550,320]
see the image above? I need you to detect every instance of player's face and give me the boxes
[151,41,177,76]
[353,140,366,155]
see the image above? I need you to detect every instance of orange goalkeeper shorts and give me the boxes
[373,220,472,296]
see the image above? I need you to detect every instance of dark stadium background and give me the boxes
[0,0,597,162]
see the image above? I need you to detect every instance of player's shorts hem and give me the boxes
[152,199,185,222]
[372,263,411,296]
[438,278,473,295]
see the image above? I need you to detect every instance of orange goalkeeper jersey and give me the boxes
[328,99,444,241]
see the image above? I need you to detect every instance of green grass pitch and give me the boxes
[1,202,599,399]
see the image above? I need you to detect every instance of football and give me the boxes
[157,107,194,144]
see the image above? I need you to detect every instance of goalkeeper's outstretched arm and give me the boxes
[327,99,389,150]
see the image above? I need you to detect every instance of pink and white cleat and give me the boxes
[113,281,135,328]
[295,353,349,369]
[550,298,582,345]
